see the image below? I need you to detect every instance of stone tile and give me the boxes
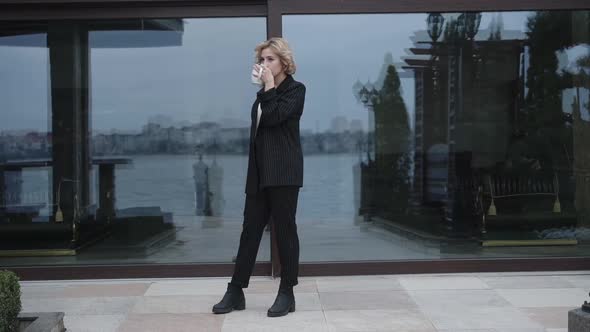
[21,297,138,315]
[245,293,322,311]
[324,309,436,332]
[492,329,546,332]
[20,285,67,299]
[61,283,150,297]
[132,295,220,314]
[480,276,575,289]
[118,313,223,332]
[409,290,510,308]
[145,279,231,296]
[313,275,390,281]
[399,276,489,291]
[437,327,552,332]
[246,279,318,293]
[222,310,328,332]
[495,288,587,307]
[436,330,495,332]
[132,293,321,314]
[316,277,403,293]
[320,290,417,311]
[522,307,571,329]
[560,274,590,289]
[463,271,589,278]
[64,314,126,332]
[422,306,543,330]
[21,279,147,288]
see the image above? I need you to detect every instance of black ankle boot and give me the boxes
[212,283,245,314]
[267,286,295,317]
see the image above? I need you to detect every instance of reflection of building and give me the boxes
[349,119,363,132]
[404,35,527,235]
[2,2,589,281]
[0,18,185,252]
[330,116,349,133]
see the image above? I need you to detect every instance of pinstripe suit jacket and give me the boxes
[245,75,306,194]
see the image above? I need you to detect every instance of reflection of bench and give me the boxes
[481,173,562,233]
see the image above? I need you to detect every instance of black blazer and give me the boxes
[245,75,306,194]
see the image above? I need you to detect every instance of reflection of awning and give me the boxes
[0,19,184,48]
[402,39,527,71]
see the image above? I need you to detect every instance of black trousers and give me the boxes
[230,186,300,288]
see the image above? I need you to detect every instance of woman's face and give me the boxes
[259,47,285,77]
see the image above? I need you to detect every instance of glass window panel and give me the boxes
[284,10,590,261]
[0,30,53,230]
[0,17,268,266]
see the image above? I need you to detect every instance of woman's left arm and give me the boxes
[257,84,306,127]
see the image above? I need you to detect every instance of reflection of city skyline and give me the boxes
[0,115,371,158]
[1,113,368,136]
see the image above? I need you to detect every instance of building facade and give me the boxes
[1,0,589,280]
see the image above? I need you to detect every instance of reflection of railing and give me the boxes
[0,158,131,247]
[481,173,562,234]
[359,160,376,220]
[18,191,49,205]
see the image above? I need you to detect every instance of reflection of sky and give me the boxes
[1,11,589,133]
[90,18,265,133]
[284,12,533,132]
[559,45,590,121]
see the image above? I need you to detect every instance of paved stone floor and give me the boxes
[19,270,590,331]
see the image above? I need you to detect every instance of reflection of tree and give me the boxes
[522,12,574,174]
[373,64,412,214]
[487,13,503,41]
[523,11,589,225]
[353,61,412,218]
[569,53,590,226]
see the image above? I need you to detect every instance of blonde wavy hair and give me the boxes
[254,37,297,75]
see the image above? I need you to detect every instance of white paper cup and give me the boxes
[251,66,264,85]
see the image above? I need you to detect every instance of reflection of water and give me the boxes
[15,154,359,220]
[118,154,358,219]
[16,169,52,216]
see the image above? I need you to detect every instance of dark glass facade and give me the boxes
[1,1,589,278]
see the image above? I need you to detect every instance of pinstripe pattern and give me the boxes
[267,187,300,288]
[245,75,306,195]
[230,187,300,288]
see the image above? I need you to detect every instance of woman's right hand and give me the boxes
[253,64,263,78]
[255,64,275,89]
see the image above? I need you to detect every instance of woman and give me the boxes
[212,37,306,318]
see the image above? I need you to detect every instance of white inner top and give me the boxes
[255,103,262,135]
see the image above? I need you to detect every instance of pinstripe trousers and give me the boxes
[230,186,300,288]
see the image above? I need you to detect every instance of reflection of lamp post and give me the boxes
[456,13,467,117]
[427,13,445,114]
[448,12,482,237]
[356,80,380,221]
[463,12,482,41]
[427,13,445,43]
[427,12,445,94]
[359,82,379,163]
[363,83,380,163]
[464,12,483,80]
